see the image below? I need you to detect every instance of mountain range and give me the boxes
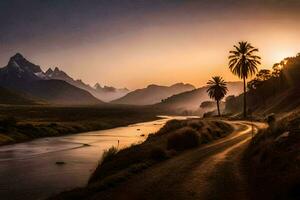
[111,83,196,105]
[0,53,101,105]
[0,53,243,108]
[44,67,129,102]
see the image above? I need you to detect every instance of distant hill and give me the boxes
[111,83,196,105]
[157,81,243,112]
[0,53,102,105]
[45,67,129,102]
[0,86,39,105]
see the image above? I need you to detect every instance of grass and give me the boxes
[0,104,160,145]
[243,113,300,200]
[100,147,119,165]
[51,118,233,200]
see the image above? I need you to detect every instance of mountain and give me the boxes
[45,67,129,102]
[0,53,42,85]
[157,81,243,111]
[93,83,130,102]
[111,83,196,105]
[0,53,102,105]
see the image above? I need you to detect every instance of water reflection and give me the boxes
[0,116,195,200]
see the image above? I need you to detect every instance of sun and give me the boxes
[272,49,296,63]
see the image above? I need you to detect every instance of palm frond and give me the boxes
[228,41,261,79]
[206,76,228,101]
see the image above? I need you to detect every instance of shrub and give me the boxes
[187,120,203,130]
[156,120,184,135]
[167,127,200,151]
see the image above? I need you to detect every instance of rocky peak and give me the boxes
[45,68,54,76]
[7,53,42,74]
[53,67,60,73]
[94,83,102,90]
[10,53,24,61]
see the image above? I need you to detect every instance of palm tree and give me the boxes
[207,76,228,117]
[228,41,261,118]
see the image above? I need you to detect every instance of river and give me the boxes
[0,116,194,200]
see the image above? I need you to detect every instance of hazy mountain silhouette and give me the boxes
[111,83,195,105]
[93,83,129,102]
[157,81,243,111]
[45,67,129,102]
[0,53,102,105]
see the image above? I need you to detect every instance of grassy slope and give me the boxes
[51,118,233,199]
[0,86,39,105]
[243,111,300,200]
[0,104,160,145]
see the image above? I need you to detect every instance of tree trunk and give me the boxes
[243,77,247,118]
[217,100,220,117]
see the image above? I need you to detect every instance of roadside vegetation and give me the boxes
[50,118,233,199]
[244,112,300,200]
[0,105,159,145]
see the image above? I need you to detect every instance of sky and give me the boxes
[1,0,300,89]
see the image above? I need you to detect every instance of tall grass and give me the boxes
[101,146,118,165]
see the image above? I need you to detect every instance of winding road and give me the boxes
[89,121,267,200]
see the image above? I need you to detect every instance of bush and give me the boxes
[187,120,203,130]
[156,120,184,135]
[167,127,200,151]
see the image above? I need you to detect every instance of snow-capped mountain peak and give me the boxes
[8,53,43,74]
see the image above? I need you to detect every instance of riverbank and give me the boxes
[0,104,160,145]
[51,118,234,199]
[1,116,186,200]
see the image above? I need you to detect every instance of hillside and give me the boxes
[157,81,243,112]
[21,80,101,105]
[0,86,39,105]
[225,54,300,116]
[0,53,102,105]
[111,83,195,105]
[244,111,300,200]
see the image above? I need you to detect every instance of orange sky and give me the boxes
[1,1,300,89]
